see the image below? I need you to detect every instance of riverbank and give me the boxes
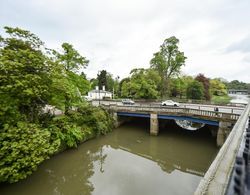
[0,105,114,184]
[0,119,219,195]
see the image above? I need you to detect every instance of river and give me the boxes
[0,119,218,195]
[229,94,249,105]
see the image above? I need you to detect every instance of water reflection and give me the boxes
[0,120,218,195]
[175,120,205,131]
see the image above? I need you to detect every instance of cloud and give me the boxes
[226,36,250,53]
[1,0,250,82]
[243,54,250,62]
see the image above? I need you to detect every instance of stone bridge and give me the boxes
[102,102,250,194]
[103,104,241,147]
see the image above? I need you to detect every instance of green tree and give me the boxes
[90,78,98,90]
[121,69,160,99]
[150,36,187,97]
[226,80,249,90]
[57,43,89,72]
[169,75,194,99]
[0,26,114,184]
[97,70,108,90]
[54,43,89,114]
[113,76,120,98]
[210,79,227,96]
[118,77,130,97]
[96,70,116,92]
[186,80,204,100]
[0,27,52,123]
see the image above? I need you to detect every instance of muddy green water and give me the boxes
[0,120,218,195]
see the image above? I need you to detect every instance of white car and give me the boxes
[161,100,180,107]
[122,99,135,105]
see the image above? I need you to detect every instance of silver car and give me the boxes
[122,99,135,105]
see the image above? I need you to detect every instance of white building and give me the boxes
[87,86,112,100]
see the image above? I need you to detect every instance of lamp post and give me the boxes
[98,87,100,106]
[98,70,100,106]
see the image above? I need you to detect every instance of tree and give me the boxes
[0,26,114,184]
[112,76,120,98]
[226,80,249,90]
[150,36,187,97]
[0,27,52,123]
[57,43,89,72]
[169,77,186,98]
[120,69,160,99]
[54,43,89,114]
[97,70,108,90]
[0,27,59,183]
[186,80,204,100]
[195,74,210,100]
[90,78,99,90]
[96,70,116,92]
[210,79,227,96]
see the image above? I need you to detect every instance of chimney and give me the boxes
[102,85,105,91]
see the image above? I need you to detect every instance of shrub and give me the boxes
[186,80,204,100]
[0,122,59,183]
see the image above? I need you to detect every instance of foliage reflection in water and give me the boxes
[0,119,218,195]
[175,120,205,131]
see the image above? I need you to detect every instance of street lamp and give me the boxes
[98,87,100,106]
[98,70,100,106]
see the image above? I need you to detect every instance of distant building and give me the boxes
[228,89,249,95]
[87,86,112,100]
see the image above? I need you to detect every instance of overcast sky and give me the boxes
[1,0,250,82]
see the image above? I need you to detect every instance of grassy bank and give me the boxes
[211,95,232,105]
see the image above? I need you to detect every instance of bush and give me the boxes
[186,81,204,100]
[76,105,114,135]
[47,106,113,148]
[49,116,84,148]
[0,105,114,183]
[0,122,59,183]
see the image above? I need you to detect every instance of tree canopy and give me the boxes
[186,80,204,100]
[121,68,160,99]
[210,79,227,96]
[195,74,210,100]
[150,36,187,97]
[0,27,52,123]
[0,26,113,183]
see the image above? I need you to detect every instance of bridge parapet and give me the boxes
[195,101,250,194]
[104,105,240,122]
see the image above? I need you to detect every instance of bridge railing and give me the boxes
[103,104,240,121]
[194,102,250,194]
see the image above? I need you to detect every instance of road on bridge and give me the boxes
[92,100,245,115]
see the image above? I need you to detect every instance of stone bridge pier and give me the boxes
[113,111,235,147]
[217,121,233,147]
[150,113,159,135]
[149,113,234,147]
[113,112,131,128]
